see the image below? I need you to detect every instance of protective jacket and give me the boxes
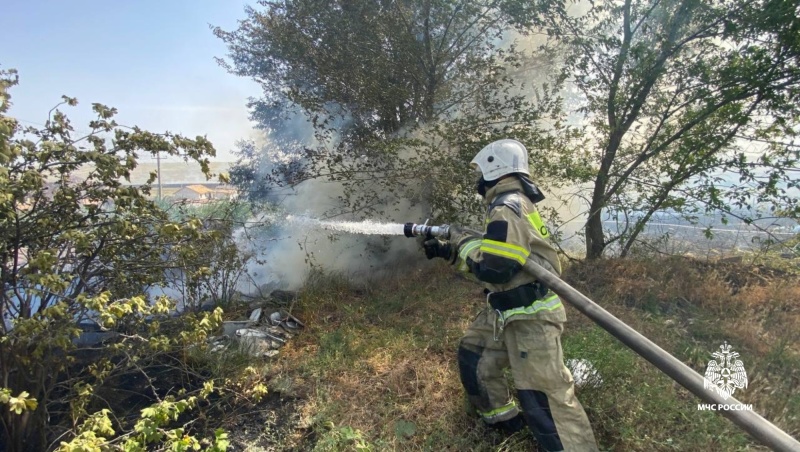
[453,175,598,451]
[455,176,566,324]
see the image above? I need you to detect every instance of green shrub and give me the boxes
[0,70,252,451]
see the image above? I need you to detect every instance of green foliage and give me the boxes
[216,0,571,225]
[0,388,38,414]
[214,0,798,258]
[312,422,373,452]
[215,0,540,136]
[56,383,228,451]
[393,419,417,440]
[0,70,244,450]
[157,199,251,225]
[156,200,255,309]
[543,0,800,258]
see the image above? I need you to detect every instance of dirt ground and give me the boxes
[224,391,310,452]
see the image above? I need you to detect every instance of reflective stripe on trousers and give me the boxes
[458,311,599,451]
[491,292,563,341]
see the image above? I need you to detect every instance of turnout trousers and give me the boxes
[457,309,598,451]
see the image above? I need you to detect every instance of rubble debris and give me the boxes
[286,312,305,327]
[269,310,305,331]
[282,318,302,331]
[208,336,231,353]
[266,325,292,340]
[209,309,305,358]
[222,320,253,337]
[249,308,262,323]
[237,328,286,344]
[236,328,287,357]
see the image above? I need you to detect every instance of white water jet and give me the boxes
[284,215,405,236]
[237,213,419,291]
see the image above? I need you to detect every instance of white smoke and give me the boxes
[233,20,582,291]
[235,208,422,291]
[232,121,427,291]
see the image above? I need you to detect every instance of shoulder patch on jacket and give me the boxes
[489,192,522,218]
[485,221,509,242]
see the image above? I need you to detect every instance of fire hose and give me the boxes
[404,222,800,451]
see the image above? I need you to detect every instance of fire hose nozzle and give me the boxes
[403,221,450,240]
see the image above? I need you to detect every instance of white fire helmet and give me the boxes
[470,139,531,181]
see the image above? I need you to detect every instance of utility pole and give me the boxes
[156,151,162,200]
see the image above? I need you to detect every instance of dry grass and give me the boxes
[240,256,800,451]
[257,264,534,451]
[564,257,800,444]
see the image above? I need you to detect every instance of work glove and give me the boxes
[421,238,454,261]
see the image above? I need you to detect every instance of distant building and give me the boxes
[173,185,214,202]
[212,185,239,201]
[171,184,239,202]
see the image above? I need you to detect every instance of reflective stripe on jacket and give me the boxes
[456,177,566,323]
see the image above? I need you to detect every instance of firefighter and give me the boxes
[420,139,598,451]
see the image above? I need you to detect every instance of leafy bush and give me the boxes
[157,199,255,310]
[0,69,250,451]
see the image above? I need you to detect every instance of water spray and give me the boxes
[282,215,406,236]
[403,220,451,240]
[263,214,453,239]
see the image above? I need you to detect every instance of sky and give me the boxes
[1,0,262,161]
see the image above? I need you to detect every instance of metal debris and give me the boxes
[222,320,253,337]
[249,308,262,323]
[209,310,305,358]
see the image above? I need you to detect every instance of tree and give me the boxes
[0,69,233,450]
[216,0,542,137]
[214,0,561,222]
[546,0,800,259]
